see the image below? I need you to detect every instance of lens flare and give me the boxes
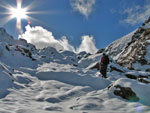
[136,105,143,113]
[9,0,28,33]
[0,0,43,34]
[10,7,27,20]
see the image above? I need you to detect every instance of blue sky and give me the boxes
[0,0,150,52]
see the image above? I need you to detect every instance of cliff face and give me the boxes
[104,17,150,71]
[116,27,150,71]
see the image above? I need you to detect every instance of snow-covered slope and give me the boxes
[0,18,150,113]
[105,30,136,60]
[99,17,150,72]
[115,19,150,71]
[0,62,14,98]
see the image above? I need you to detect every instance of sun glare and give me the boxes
[0,0,44,34]
[10,7,27,20]
[6,0,29,33]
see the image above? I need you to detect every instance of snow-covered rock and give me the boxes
[108,78,150,105]
[105,30,136,60]
[116,27,150,71]
[0,42,38,68]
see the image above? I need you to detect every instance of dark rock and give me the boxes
[90,62,99,70]
[125,74,150,84]
[138,78,150,84]
[21,53,25,56]
[146,69,150,72]
[45,97,61,103]
[144,17,150,24]
[138,27,145,33]
[138,75,148,79]
[15,45,36,61]
[84,53,92,58]
[110,66,124,72]
[96,48,104,54]
[41,56,46,58]
[5,45,10,51]
[73,64,78,67]
[107,85,112,89]
[138,59,147,65]
[143,28,150,36]
[125,74,137,80]
[114,85,140,102]
[77,56,81,60]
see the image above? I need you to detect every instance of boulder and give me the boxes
[113,85,139,102]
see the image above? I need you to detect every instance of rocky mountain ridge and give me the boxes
[104,17,150,72]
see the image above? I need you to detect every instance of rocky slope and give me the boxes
[104,17,150,71]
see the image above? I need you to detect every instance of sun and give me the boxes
[9,0,28,20]
[10,7,27,20]
[8,0,28,33]
[0,0,46,34]
[6,0,30,33]
[0,0,40,34]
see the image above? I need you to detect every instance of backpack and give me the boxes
[101,55,109,65]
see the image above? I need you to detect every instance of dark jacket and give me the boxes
[100,54,109,65]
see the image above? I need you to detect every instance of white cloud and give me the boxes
[77,35,98,54]
[122,1,150,26]
[70,0,96,18]
[59,36,75,52]
[19,25,72,52]
[19,25,98,54]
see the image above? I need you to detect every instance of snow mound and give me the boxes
[108,78,150,105]
[36,63,111,90]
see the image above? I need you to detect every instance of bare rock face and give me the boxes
[125,73,150,84]
[110,17,150,71]
[101,17,150,71]
[117,28,150,68]
[113,85,140,102]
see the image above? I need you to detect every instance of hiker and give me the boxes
[99,53,109,78]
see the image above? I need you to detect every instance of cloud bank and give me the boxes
[19,25,98,54]
[122,1,150,25]
[70,0,96,18]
